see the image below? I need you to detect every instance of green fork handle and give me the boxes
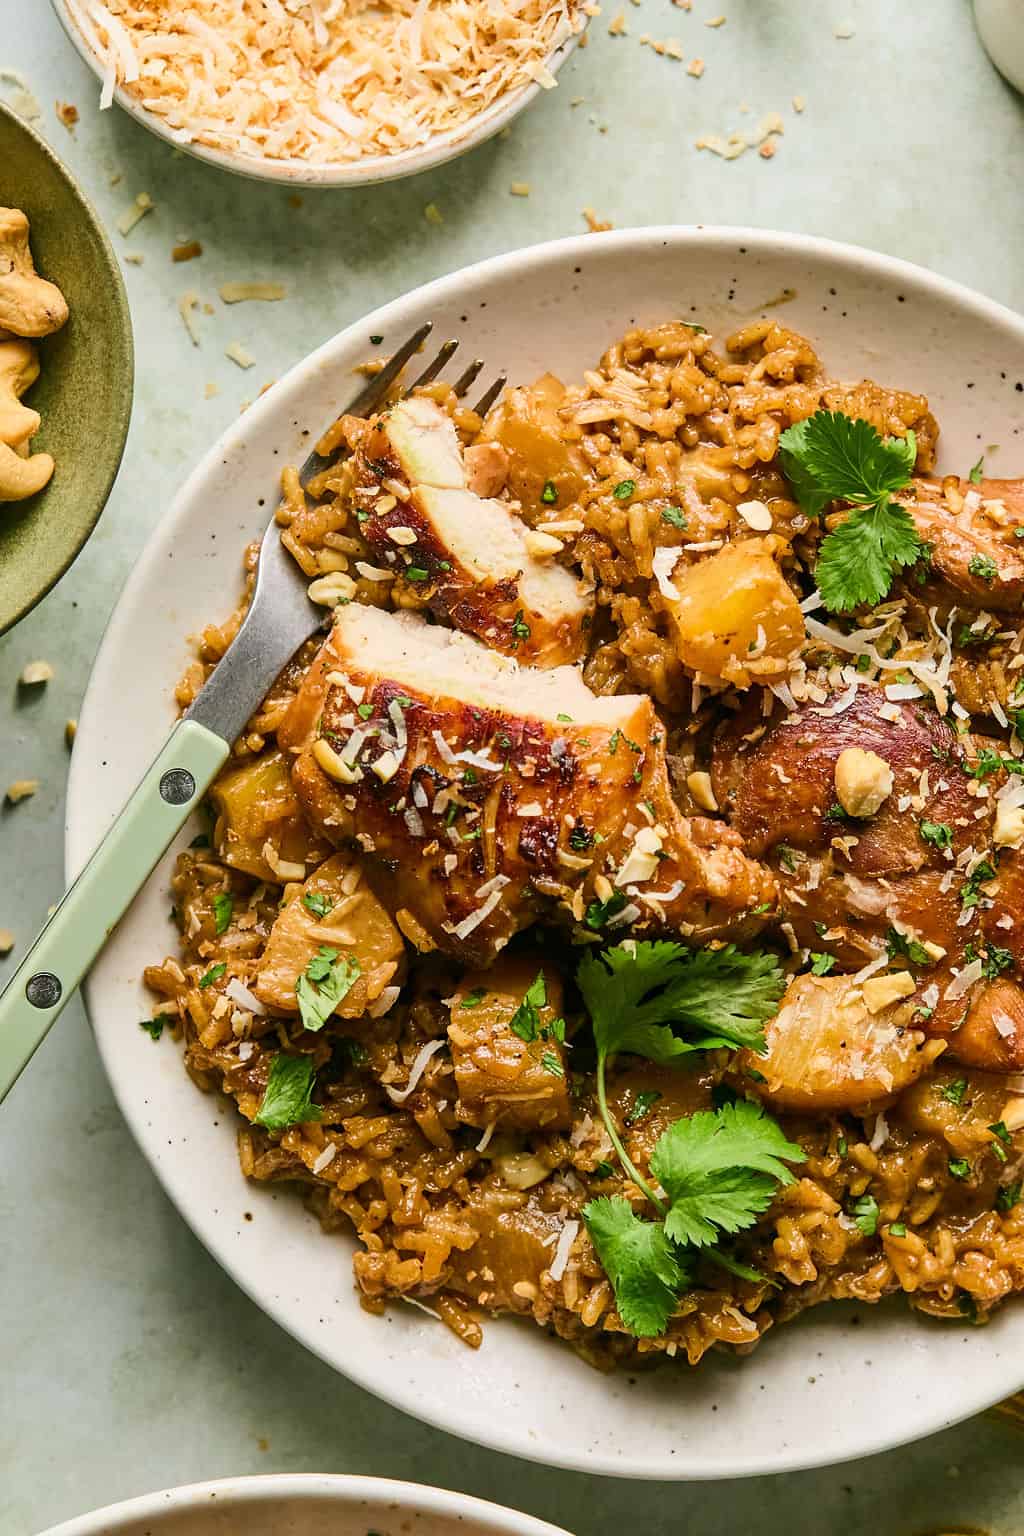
[0,718,229,1103]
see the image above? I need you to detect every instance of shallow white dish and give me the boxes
[50,0,580,188]
[38,1473,569,1536]
[70,227,1024,1480]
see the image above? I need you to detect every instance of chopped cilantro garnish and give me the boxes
[296,945,360,1033]
[624,1089,662,1126]
[961,860,996,910]
[968,553,998,584]
[369,333,384,345]
[948,1156,972,1181]
[849,1193,879,1237]
[404,566,429,583]
[778,845,797,874]
[942,1077,969,1105]
[303,891,333,919]
[752,902,774,916]
[357,703,374,720]
[511,610,531,641]
[253,1053,323,1131]
[969,456,985,485]
[889,1221,907,1238]
[584,891,628,930]
[778,411,921,611]
[460,988,487,1009]
[540,1049,564,1078]
[997,1181,1022,1213]
[613,479,636,501]
[557,712,574,722]
[919,819,952,850]
[594,1160,614,1179]
[810,952,836,976]
[540,480,558,505]
[661,506,688,529]
[198,962,226,989]
[568,823,594,852]
[139,1017,166,1041]
[213,892,233,935]
[509,971,547,1042]
[837,1135,848,1157]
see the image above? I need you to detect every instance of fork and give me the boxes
[0,323,506,1102]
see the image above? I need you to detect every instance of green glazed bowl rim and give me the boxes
[0,100,133,634]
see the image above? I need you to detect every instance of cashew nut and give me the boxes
[0,338,42,449]
[0,213,68,502]
[0,440,54,501]
[0,208,69,338]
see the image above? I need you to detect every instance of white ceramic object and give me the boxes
[69,227,1024,1480]
[975,0,1024,92]
[49,0,580,188]
[37,1474,570,1536]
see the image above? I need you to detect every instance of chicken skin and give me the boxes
[278,604,776,967]
[902,475,1024,613]
[711,687,1024,1071]
[350,396,593,667]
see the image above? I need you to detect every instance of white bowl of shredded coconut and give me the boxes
[52,0,584,185]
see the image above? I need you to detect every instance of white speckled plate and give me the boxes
[69,228,1024,1480]
[39,1474,571,1536]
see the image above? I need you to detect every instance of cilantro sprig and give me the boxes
[576,941,796,1336]
[779,411,923,611]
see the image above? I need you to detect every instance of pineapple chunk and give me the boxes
[662,537,804,687]
[739,973,944,1112]
[447,955,570,1132]
[209,748,330,882]
[254,853,405,1019]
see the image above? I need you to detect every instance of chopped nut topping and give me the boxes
[835,747,893,818]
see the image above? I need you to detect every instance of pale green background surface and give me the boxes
[3,1,1024,1530]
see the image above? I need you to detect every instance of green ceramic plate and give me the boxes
[0,101,133,634]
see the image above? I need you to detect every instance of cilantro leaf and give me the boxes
[779,412,916,517]
[296,946,360,1033]
[578,940,785,1063]
[509,971,547,1042]
[778,411,922,611]
[253,1053,323,1131]
[849,1192,879,1237]
[815,500,923,611]
[650,1099,806,1249]
[213,892,233,934]
[303,890,333,919]
[582,1195,691,1337]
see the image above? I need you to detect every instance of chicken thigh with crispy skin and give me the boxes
[711,687,1024,1069]
[279,604,776,967]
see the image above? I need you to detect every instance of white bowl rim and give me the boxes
[69,224,1024,1481]
[36,1472,571,1536]
[49,0,581,187]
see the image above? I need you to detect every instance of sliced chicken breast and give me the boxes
[279,604,776,966]
[354,396,592,667]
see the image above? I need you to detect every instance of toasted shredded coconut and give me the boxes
[385,1037,445,1103]
[549,1219,580,1280]
[225,977,267,1015]
[68,0,583,167]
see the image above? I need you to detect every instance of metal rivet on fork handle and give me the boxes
[159,768,196,805]
[26,972,62,1009]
